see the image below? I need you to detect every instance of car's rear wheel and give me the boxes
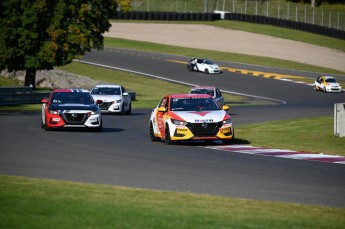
[165,125,174,145]
[150,123,160,142]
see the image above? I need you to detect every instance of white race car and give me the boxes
[187,58,221,74]
[149,94,234,145]
[91,84,132,114]
[314,75,342,93]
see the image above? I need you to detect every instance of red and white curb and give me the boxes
[204,145,345,164]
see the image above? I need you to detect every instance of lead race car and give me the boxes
[41,89,103,131]
[187,58,221,74]
[149,94,234,145]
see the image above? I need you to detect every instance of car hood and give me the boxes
[208,64,219,69]
[92,95,122,102]
[170,110,228,123]
[49,103,99,111]
[326,83,341,87]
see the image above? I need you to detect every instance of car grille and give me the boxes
[99,102,112,110]
[62,113,88,125]
[186,122,222,136]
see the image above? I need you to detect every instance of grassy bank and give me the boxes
[237,116,345,156]
[1,175,344,229]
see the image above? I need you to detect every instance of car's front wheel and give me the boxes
[323,87,327,93]
[125,103,132,115]
[150,123,160,142]
[205,69,209,74]
[165,125,174,145]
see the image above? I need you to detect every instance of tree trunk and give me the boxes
[24,68,36,90]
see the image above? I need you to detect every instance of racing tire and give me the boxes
[125,103,132,115]
[222,132,235,145]
[41,118,45,129]
[149,123,160,142]
[164,125,174,145]
[205,69,209,74]
[121,104,126,115]
[187,64,193,71]
[43,117,51,131]
[323,87,327,93]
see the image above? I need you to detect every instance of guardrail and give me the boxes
[0,86,50,106]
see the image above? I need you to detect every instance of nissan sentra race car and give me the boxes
[41,89,103,131]
[187,58,221,74]
[149,94,234,145]
[91,84,132,115]
[314,75,343,93]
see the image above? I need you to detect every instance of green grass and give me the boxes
[1,175,345,229]
[236,116,345,156]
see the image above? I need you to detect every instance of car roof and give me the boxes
[92,84,121,88]
[52,89,89,93]
[168,94,212,99]
[322,76,335,79]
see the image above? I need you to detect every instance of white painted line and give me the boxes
[74,59,287,104]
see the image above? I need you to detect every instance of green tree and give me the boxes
[0,0,117,89]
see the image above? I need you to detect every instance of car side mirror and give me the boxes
[41,98,48,103]
[123,92,129,96]
[158,107,167,112]
[222,105,229,111]
[96,100,103,104]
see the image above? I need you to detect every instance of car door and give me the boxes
[156,97,169,138]
[196,59,205,72]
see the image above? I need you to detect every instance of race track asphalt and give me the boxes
[1,47,345,208]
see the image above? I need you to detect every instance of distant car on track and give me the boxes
[90,84,132,114]
[41,89,103,131]
[187,58,221,74]
[149,94,234,145]
[314,76,342,93]
[189,86,225,107]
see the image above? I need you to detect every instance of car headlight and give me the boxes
[171,118,187,125]
[115,99,122,103]
[89,110,100,115]
[223,119,232,124]
[49,110,60,115]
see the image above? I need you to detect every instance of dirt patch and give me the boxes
[106,22,345,72]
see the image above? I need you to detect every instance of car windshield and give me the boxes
[190,89,214,97]
[91,87,121,95]
[325,78,337,83]
[51,92,94,104]
[204,60,214,65]
[170,97,220,111]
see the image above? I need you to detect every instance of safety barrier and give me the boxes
[0,86,50,105]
